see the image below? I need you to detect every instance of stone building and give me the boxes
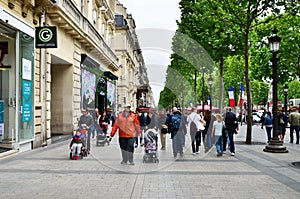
[0,0,153,152]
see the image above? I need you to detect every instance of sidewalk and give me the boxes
[0,125,299,199]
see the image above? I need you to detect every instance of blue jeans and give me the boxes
[119,137,136,163]
[91,123,98,138]
[266,127,272,142]
[172,131,183,157]
[215,135,223,154]
[223,130,235,153]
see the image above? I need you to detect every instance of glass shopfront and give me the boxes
[0,19,34,147]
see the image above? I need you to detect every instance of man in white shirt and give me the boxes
[187,107,205,154]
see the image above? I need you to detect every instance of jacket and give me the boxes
[110,111,141,138]
[70,134,84,147]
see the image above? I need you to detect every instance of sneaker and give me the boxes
[195,151,200,154]
[161,147,165,150]
[134,144,138,148]
[217,153,222,157]
[223,151,227,154]
[230,152,235,156]
[180,153,184,158]
[192,152,196,155]
[128,162,135,165]
[121,161,127,165]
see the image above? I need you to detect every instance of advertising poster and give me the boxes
[82,69,96,110]
[0,42,8,67]
[22,80,32,122]
[22,58,32,80]
[107,81,116,111]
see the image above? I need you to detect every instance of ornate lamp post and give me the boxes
[264,29,288,153]
[284,84,288,114]
[208,75,213,111]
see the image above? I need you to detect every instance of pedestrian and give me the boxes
[78,109,93,154]
[288,108,300,144]
[278,110,288,141]
[90,108,99,139]
[139,110,151,146]
[157,109,168,150]
[110,104,141,165]
[170,107,185,158]
[187,107,205,155]
[223,107,238,156]
[212,114,224,157]
[263,111,273,143]
[98,110,110,135]
[203,110,213,152]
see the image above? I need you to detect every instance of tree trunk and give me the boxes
[219,56,224,111]
[245,28,252,144]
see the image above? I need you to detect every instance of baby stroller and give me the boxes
[78,126,88,157]
[142,128,159,163]
[96,122,110,147]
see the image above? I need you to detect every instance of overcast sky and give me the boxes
[119,0,181,106]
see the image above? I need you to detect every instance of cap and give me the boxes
[173,107,178,112]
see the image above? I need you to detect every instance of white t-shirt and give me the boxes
[213,120,224,136]
[187,112,205,131]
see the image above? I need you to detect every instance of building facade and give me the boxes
[0,0,153,152]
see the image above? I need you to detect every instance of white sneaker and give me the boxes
[230,152,235,156]
[195,151,200,154]
[223,151,227,154]
[192,152,196,155]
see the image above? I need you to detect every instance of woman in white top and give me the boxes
[212,114,224,157]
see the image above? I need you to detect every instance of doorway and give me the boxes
[50,62,73,135]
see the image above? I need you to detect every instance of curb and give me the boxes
[0,149,19,158]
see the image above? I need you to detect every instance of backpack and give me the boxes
[171,114,181,131]
[190,121,197,133]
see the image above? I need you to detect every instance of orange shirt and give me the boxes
[110,112,141,138]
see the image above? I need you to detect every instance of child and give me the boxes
[211,114,224,157]
[70,129,85,160]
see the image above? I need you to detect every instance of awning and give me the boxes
[104,71,118,80]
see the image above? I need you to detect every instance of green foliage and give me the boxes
[288,80,300,99]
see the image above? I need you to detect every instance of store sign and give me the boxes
[35,26,57,48]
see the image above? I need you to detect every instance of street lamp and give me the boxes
[208,75,213,111]
[264,29,288,153]
[201,67,205,114]
[284,84,288,114]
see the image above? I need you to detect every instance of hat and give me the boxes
[124,104,131,108]
[173,107,178,112]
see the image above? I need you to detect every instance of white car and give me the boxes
[252,112,261,123]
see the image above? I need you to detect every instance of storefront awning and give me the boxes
[104,71,118,80]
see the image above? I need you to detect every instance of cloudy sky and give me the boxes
[119,0,181,105]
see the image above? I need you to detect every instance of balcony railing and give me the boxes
[49,0,119,65]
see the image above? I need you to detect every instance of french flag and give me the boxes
[238,83,245,107]
[228,86,235,107]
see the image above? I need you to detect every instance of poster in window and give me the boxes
[82,69,96,110]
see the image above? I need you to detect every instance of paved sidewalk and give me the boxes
[0,125,299,199]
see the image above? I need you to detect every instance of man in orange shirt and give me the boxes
[110,104,141,165]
